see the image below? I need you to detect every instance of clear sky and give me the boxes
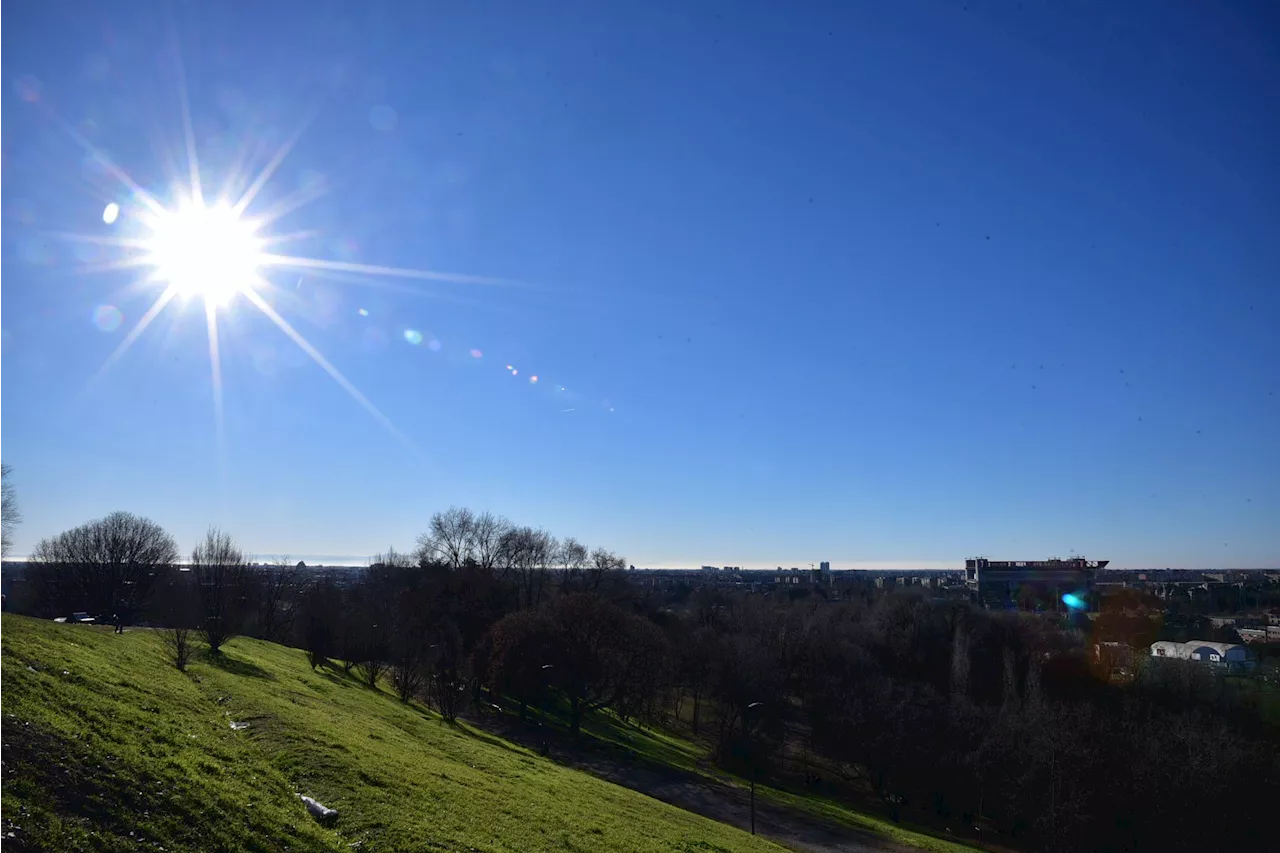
[2,1,1277,570]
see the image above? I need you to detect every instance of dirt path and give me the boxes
[471,714,911,853]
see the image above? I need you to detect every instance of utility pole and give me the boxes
[746,701,763,835]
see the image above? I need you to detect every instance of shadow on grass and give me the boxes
[400,698,529,757]
[315,660,364,687]
[455,720,530,757]
[200,649,274,680]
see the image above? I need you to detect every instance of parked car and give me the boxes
[53,612,96,624]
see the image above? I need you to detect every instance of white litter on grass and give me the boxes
[230,721,250,731]
[299,794,338,821]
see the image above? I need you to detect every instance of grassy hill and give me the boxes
[525,689,982,853]
[1,614,786,853]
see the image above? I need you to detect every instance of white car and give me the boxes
[53,612,96,624]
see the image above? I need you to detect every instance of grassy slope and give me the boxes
[561,708,983,853]
[1,615,783,853]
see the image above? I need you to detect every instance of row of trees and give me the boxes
[22,511,296,665]
[701,592,1278,851]
[299,546,1279,852]
[16,505,1280,852]
[20,508,638,713]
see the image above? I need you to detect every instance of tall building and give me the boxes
[819,561,831,585]
[965,557,1107,611]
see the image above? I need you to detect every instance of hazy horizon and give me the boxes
[3,553,1275,574]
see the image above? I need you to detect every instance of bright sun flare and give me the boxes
[47,76,514,463]
[143,201,264,304]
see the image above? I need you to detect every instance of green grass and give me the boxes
[548,705,983,853]
[1,614,785,853]
[758,787,983,853]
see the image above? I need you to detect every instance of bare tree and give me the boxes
[471,511,510,572]
[390,624,428,702]
[256,557,298,643]
[502,526,556,609]
[587,547,625,593]
[428,620,467,722]
[675,625,719,734]
[1,463,21,558]
[339,583,363,673]
[611,613,672,723]
[370,547,416,571]
[356,649,390,689]
[486,609,557,720]
[159,581,198,672]
[191,528,250,654]
[348,555,408,689]
[556,537,589,593]
[300,577,341,669]
[30,511,178,619]
[547,593,651,736]
[162,625,194,671]
[417,506,476,569]
[384,552,430,702]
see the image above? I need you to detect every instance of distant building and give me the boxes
[1238,626,1280,644]
[776,567,807,587]
[1150,640,1256,673]
[965,557,1107,611]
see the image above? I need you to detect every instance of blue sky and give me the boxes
[2,1,1277,569]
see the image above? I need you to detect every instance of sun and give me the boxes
[51,85,512,462]
[142,200,264,304]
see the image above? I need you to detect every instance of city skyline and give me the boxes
[5,550,1273,574]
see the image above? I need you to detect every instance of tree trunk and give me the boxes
[570,695,582,737]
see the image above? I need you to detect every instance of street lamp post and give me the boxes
[540,664,554,756]
[746,701,763,835]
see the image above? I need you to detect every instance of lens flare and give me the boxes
[92,304,123,332]
[1062,593,1087,611]
[34,71,515,467]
